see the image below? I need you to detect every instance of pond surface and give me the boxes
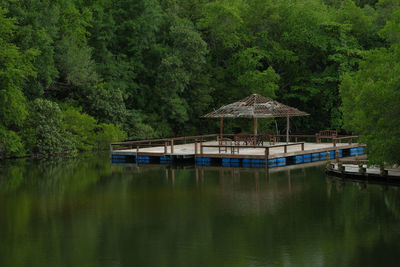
[1,152,400,267]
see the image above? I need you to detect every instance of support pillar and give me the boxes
[286,116,290,144]
[253,117,258,146]
[253,117,258,135]
[220,117,223,139]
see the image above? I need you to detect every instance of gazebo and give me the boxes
[202,93,309,143]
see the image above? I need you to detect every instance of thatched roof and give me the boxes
[202,94,309,118]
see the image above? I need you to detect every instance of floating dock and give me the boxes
[111,134,366,168]
[326,163,400,179]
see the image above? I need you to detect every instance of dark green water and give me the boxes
[1,153,400,267]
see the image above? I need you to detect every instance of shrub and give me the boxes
[0,126,25,158]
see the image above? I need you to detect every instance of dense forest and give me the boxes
[0,0,399,163]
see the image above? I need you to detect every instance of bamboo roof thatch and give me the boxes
[202,94,309,118]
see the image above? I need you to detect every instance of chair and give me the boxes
[316,130,338,143]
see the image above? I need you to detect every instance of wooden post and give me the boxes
[253,117,257,144]
[194,140,198,155]
[286,115,289,144]
[136,146,139,154]
[339,162,345,173]
[358,164,366,175]
[164,142,167,154]
[284,145,287,154]
[253,117,258,135]
[220,117,224,139]
[301,143,304,151]
[171,139,174,154]
[380,165,388,176]
[253,117,257,146]
[200,142,203,156]
[265,147,269,169]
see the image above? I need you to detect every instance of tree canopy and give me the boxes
[0,0,398,163]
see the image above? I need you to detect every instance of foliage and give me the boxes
[61,105,127,150]
[61,105,98,151]
[24,99,71,155]
[95,123,127,149]
[0,126,25,158]
[0,87,28,128]
[340,44,400,164]
[0,0,398,161]
[0,6,36,129]
[84,83,127,125]
[124,110,155,140]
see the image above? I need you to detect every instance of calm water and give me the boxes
[1,153,400,267]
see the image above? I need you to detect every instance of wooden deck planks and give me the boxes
[112,141,358,159]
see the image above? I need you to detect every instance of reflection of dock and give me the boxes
[111,134,366,168]
[111,163,305,194]
[110,162,400,210]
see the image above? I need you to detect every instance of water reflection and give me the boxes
[1,154,400,266]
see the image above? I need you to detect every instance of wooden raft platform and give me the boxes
[111,134,365,168]
[112,141,358,159]
[327,163,400,178]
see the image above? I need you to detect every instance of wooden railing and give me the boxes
[110,133,360,155]
[200,142,305,157]
[333,136,359,147]
[110,134,219,154]
[221,133,349,143]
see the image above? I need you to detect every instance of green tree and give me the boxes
[3,0,59,99]
[0,6,37,157]
[94,122,127,149]
[155,17,210,135]
[61,105,98,151]
[0,126,24,158]
[340,45,400,164]
[24,99,72,155]
[61,104,127,150]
